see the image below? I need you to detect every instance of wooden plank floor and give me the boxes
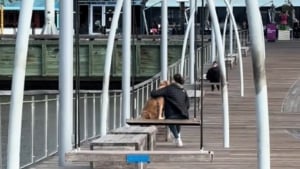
[28,40,300,169]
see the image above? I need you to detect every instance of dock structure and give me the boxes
[25,40,300,169]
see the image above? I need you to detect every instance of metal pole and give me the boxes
[74,0,81,148]
[122,0,131,125]
[161,0,168,80]
[246,0,271,169]
[6,1,34,169]
[200,0,204,150]
[189,0,195,84]
[223,0,244,97]
[58,0,73,166]
[194,0,198,119]
[180,7,196,76]
[0,5,3,34]
[206,0,230,148]
[0,101,2,168]
[211,24,216,62]
[101,0,124,135]
[229,1,233,55]
[42,0,58,34]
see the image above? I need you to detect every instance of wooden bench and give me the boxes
[89,134,147,169]
[184,84,203,112]
[66,149,214,166]
[90,134,147,151]
[126,119,201,126]
[126,119,201,142]
[241,46,250,57]
[225,57,235,69]
[225,53,238,69]
[108,126,157,150]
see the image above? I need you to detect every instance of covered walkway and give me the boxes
[27,40,300,169]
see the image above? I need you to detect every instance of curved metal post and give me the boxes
[101,0,124,135]
[246,0,270,169]
[6,1,34,169]
[142,0,161,35]
[211,24,216,62]
[207,0,230,148]
[142,8,149,35]
[222,0,245,97]
[180,7,196,76]
[189,0,195,84]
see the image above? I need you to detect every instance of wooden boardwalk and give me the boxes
[28,40,300,169]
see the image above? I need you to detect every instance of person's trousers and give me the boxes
[167,115,186,139]
[169,124,181,139]
[211,84,220,91]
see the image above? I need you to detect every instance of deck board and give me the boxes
[27,41,300,169]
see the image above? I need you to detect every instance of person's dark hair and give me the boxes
[173,73,185,85]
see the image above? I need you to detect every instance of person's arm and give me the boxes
[151,87,168,98]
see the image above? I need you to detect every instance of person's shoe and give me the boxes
[176,138,183,147]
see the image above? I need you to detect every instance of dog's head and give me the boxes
[159,80,170,88]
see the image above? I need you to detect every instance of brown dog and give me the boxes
[141,81,169,120]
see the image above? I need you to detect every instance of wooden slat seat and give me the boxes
[89,134,148,169]
[65,149,214,164]
[225,53,238,69]
[126,118,201,126]
[225,57,235,69]
[108,126,158,150]
[241,46,250,57]
[90,134,147,151]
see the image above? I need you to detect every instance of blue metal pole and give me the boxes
[101,0,124,135]
[122,0,131,125]
[58,0,74,166]
[6,1,34,169]
[246,0,271,169]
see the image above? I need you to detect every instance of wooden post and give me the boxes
[0,5,3,34]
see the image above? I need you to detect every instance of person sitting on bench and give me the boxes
[151,74,190,147]
[206,61,221,91]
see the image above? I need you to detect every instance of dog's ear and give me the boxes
[161,80,169,86]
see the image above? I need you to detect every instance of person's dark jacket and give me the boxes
[150,83,189,119]
[206,66,220,83]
